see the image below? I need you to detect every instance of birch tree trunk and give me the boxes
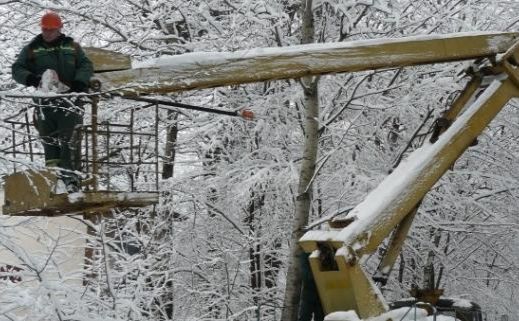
[281,1,319,320]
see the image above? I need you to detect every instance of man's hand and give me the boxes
[70,80,88,92]
[26,74,41,88]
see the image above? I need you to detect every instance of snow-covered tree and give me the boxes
[0,1,519,320]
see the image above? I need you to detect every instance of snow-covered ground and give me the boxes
[0,187,86,316]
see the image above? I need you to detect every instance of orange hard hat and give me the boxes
[40,11,63,29]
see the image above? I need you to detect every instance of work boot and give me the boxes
[66,181,80,193]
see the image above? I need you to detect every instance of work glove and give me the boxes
[26,74,41,88]
[70,80,88,93]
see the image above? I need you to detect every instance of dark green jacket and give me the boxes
[12,34,93,88]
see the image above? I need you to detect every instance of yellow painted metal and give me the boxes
[84,47,131,72]
[309,250,387,318]
[500,37,519,66]
[430,77,483,143]
[2,170,158,216]
[502,59,519,89]
[339,77,519,258]
[3,169,58,214]
[94,32,519,95]
[300,57,519,318]
[443,77,483,121]
[375,206,418,278]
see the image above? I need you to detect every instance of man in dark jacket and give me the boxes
[12,11,93,192]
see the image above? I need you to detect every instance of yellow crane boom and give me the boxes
[297,37,519,319]
[94,32,518,95]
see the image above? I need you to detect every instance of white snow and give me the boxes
[451,298,474,308]
[0,189,86,286]
[39,69,69,93]
[67,191,84,203]
[54,179,67,195]
[324,307,462,321]
[324,307,432,321]
[325,310,360,321]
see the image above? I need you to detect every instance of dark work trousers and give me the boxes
[34,100,83,183]
[298,252,325,321]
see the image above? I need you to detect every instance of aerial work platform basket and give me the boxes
[1,97,161,216]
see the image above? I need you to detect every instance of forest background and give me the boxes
[0,0,518,320]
